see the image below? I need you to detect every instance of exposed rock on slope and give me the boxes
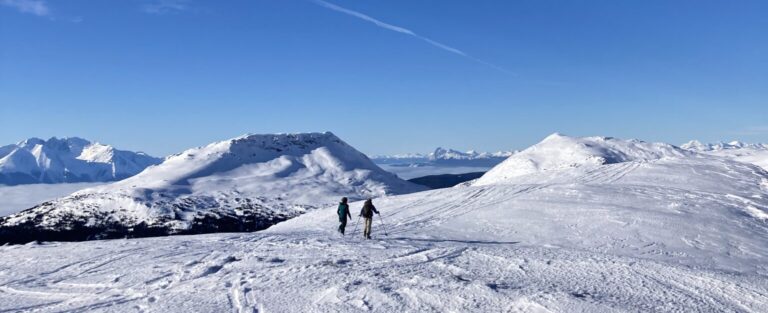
[0,132,425,243]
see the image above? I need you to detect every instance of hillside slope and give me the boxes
[1,134,767,312]
[0,132,425,243]
[276,134,768,274]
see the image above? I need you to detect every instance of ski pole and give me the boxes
[377,213,388,236]
[352,215,361,237]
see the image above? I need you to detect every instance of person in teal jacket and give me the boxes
[337,197,352,235]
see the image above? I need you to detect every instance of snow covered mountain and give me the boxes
[428,147,514,162]
[286,134,768,272]
[372,147,514,166]
[681,140,768,151]
[682,139,768,170]
[0,137,162,185]
[372,147,516,179]
[1,133,768,311]
[474,133,693,185]
[0,132,425,243]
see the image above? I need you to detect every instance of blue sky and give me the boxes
[1,0,766,157]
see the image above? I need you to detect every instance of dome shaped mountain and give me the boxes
[0,132,426,243]
[474,133,694,185]
[0,137,162,185]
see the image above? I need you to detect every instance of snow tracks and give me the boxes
[1,233,767,312]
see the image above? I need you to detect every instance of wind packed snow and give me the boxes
[0,137,161,185]
[1,133,767,312]
[0,183,105,217]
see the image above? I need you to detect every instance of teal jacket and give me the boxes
[337,203,351,222]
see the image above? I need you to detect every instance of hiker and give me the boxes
[359,199,379,239]
[337,197,352,235]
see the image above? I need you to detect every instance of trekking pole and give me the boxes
[352,215,361,237]
[377,213,389,236]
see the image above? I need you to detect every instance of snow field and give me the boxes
[1,233,766,312]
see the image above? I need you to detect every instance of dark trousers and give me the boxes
[338,219,348,234]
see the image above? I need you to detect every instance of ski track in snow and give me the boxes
[2,135,768,312]
[1,233,767,313]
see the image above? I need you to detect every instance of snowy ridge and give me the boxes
[1,134,768,311]
[371,147,514,164]
[371,147,515,179]
[428,147,514,161]
[682,139,768,171]
[475,133,693,185]
[0,137,162,185]
[275,155,768,273]
[681,140,768,151]
[274,133,768,274]
[0,132,425,243]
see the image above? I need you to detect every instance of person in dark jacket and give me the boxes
[337,197,352,235]
[359,199,379,239]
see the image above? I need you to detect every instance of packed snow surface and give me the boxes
[1,133,767,311]
[0,183,105,217]
[0,137,161,185]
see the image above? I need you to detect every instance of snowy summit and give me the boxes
[0,137,161,185]
[0,132,425,243]
[1,133,768,312]
[475,133,693,185]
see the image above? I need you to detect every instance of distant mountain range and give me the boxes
[0,137,162,185]
[680,140,768,151]
[371,147,516,167]
[681,140,768,171]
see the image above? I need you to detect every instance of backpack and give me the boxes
[361,202,374,218]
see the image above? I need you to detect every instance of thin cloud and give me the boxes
[311,0,512,74]
[143,0,189,15]
[0,0,50,16]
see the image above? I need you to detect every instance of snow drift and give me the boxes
[0,132,425,243]
[0,137,161,185]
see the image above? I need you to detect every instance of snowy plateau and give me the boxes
[1,133,768,312]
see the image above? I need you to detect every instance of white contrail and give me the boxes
[311,0,512,74]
